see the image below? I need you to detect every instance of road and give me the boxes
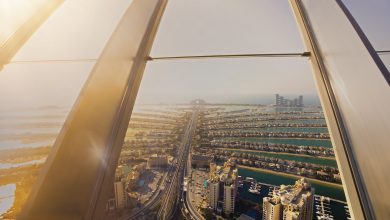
[121,109,201,220]
[156,110,198,220]
[176,107,205,220]
[120,164,171,219]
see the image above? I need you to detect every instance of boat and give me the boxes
[245,177,255,182]
[248,183,261,194]
[248,187,260,194]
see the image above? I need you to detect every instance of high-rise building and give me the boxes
[207,159,238,215]
[275,94,283,106]
[262,178,314,220]
[208,180,220,210]
[298,95,303,107]
[114,170,127,209]
[223,181,236,215]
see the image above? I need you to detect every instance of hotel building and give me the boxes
[263,178,314,220]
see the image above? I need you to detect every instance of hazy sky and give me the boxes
[0,0,389,109]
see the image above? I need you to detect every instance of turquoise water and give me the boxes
[225,149,337,168]
[220,137,333,148]
[238,167,346,201]
[238,182,349,220]
[240,127,328,133]
[270,119,326,124]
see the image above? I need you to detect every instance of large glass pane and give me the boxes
[12,0,133,61]
[342,0,390,50]
[151,0,304,57]
[0,0,50,45]
[0,0,134,218]
[108,59,350,220]
[301,0,390,218]
[0,62,91,218]
[380,53,390,70]
[341,0,390,78]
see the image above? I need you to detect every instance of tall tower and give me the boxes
[275,94,284,106]
[208,180,220,210]
[223,179,237,215]
[114,180,126,209]
[114,170,127,209]
[298,95,303,107]
[207,159,238,215]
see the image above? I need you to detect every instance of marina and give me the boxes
[238,167,346,201]
[237,178,350,220]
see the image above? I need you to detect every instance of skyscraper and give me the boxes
[275,94,283,106]
[114,180,126,209]
[208,180,220,210]
[207,159,238,215]
[223,179,236,215]
[263,178,314,220]
[114,168,127,209]
[298,95,303,107]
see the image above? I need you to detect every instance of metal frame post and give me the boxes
[290,0,366,219]
[290,0,390,219]
[0,0,64,70]
[19,0,168,219]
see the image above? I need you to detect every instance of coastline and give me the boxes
[220,148,334,161]
[215,137,330,141]
[219,137,333,148]
[238,165,343,189]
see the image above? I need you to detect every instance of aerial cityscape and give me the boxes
[105,96,350,220]
[1,0,389,219]
[0,94,351,220]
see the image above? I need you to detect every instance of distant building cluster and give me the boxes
[275,94,304,107]
[263,178,314,220]
[207,159,238,216]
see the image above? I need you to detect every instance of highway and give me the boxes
[121,109,202,220]
[156,110,198,220]
[181,117,205,220]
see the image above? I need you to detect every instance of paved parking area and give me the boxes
[189,169,209,211]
